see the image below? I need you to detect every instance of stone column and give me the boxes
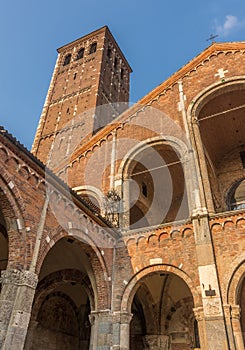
[119,312,132,350]
[231,305,244,350]
[0,269,38,350]
[143,335,169,350]
[89,310,132,350]
[223,304,236,350]
[193,306,207,350]
[89,310,112,350]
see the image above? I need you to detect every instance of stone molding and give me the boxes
[0,269,38,289]
[89,310,132,325]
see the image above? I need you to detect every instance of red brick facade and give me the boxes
[0,28,245,350]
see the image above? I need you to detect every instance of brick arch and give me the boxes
[31,269,95,320]
[0,173,27,268]
[187,77,245,211]
[118,135,189,176]
[121,264,200,313]
[187,77,245,122]
[36,230,110,310]
[227,258,245,305]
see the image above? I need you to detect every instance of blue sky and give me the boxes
[0,0,245,149]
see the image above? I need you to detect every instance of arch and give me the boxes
[122,265,200,350]
[187,77,245,213]
[36,232,110,310]
[72,185,104,214]
[0,174,26,268]
[227,260,245,305]
[30,269,95,320]
[118,136,189,175]
[118,136,191,229]
[121,264,200,313]
[226,177,245,211]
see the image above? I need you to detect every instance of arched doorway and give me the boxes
[24,237,97,350]
[129,272,199,350]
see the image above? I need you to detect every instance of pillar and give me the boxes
[0,269,38,350]
[119,312,132,350]
[89,310,132,350]
[193,306,207,349]
[231,305,244,350]
[192,211,230,350]
[89,310,112,350]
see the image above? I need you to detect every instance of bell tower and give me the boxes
[32,26,132,166]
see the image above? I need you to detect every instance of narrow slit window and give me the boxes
[107,47,111,58]
[121,68,124,79]
[114,57,118,69]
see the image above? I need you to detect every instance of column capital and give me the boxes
[89,310,132,325]
[193,306,204,321]
[231,304,241,319]
[0,269,38,289]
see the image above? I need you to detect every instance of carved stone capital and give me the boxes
[0,269,38,289]
[231,304,241,319]
[119,312,133,324]
[89,310,132,325]
[193,306,204,321]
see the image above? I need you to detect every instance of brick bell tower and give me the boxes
[32,26,132,167]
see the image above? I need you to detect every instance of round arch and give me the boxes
[0,173,26,269]
[36,230,110,310]
[118,135,190,176]
[121,264,200,313]
[117,136,192,229]
[187,77,245,213]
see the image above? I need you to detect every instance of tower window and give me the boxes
[121,68,124,79]
[73,73,77,80]
[63,54,71,66]
[89,42,97,54]
[240,151,245,168]
[107,47,112,59]
[76,48,84,60]
[142,182,147,197]
[114,57,118,69]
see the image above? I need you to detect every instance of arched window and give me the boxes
[228,179,245,210]
[76,48,84,60]
[63,53,71,66]
[89,42,97,55]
